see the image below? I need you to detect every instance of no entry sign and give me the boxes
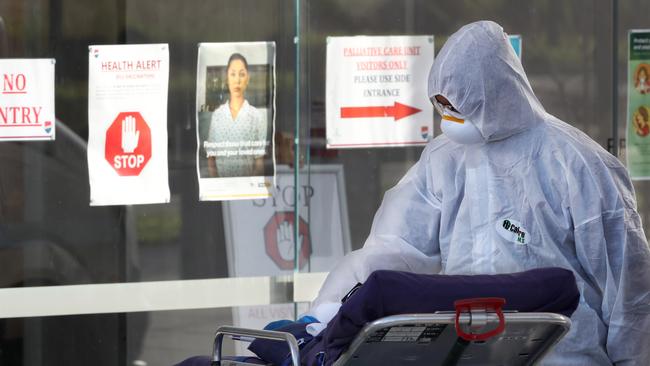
[0,59,55,141]
[105,112,151,176]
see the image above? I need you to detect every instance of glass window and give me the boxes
[0,1,648,364]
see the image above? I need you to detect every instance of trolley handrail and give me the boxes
[212,326,300,366]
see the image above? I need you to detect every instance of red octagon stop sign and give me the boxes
[105,112,151,176]
[264,212,311,270]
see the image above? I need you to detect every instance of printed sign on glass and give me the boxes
[626,30,650,180]
[0,59,55,141]
[326,35,434,148]
[88,44,170,205]
[196,42,276,201]
[223,165,350,277]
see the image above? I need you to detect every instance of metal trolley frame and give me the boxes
[211,298,571,366]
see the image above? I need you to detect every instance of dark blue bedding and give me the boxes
[299,267,579,366]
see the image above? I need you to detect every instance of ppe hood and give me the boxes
[428,21,546,142]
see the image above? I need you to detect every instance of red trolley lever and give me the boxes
[454,297,506,341]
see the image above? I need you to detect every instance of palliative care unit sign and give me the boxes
[326,35,434,149]
[88,44,170,206]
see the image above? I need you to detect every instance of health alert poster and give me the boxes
[626,30,650,180]
[196,42,275,201]
[88,44,170,206]
[326,35,434,149]
[0,59,55,141]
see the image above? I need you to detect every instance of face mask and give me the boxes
[431,96,485,144]
[440,117,485,144]
[436,107,484,145]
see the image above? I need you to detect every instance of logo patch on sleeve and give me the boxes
[496,219,527,245]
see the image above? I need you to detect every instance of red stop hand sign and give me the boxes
[263,212,311,270]
[105,112,152,176]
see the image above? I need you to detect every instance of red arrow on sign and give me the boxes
[340,102,421,121]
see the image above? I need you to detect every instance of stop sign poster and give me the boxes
[88,44,170,206]
[326,35,434,148]
[222,165,350,277]
[0,59,55,141]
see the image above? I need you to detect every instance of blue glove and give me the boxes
[263,315,319,330]
[263,319,293,330]
[297,315,318,324]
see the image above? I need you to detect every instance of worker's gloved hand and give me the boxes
[263,315,319,331]
[250,320,318,366]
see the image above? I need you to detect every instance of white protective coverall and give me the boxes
[309,21,650,365]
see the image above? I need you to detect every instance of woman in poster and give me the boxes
[633,106,650,138]
[635,64,650,95]
[206,53,268,177]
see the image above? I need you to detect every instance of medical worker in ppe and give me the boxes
[307,21,650,365]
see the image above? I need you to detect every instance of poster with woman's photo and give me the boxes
[626,30,650,180]
[196,42,275,200]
